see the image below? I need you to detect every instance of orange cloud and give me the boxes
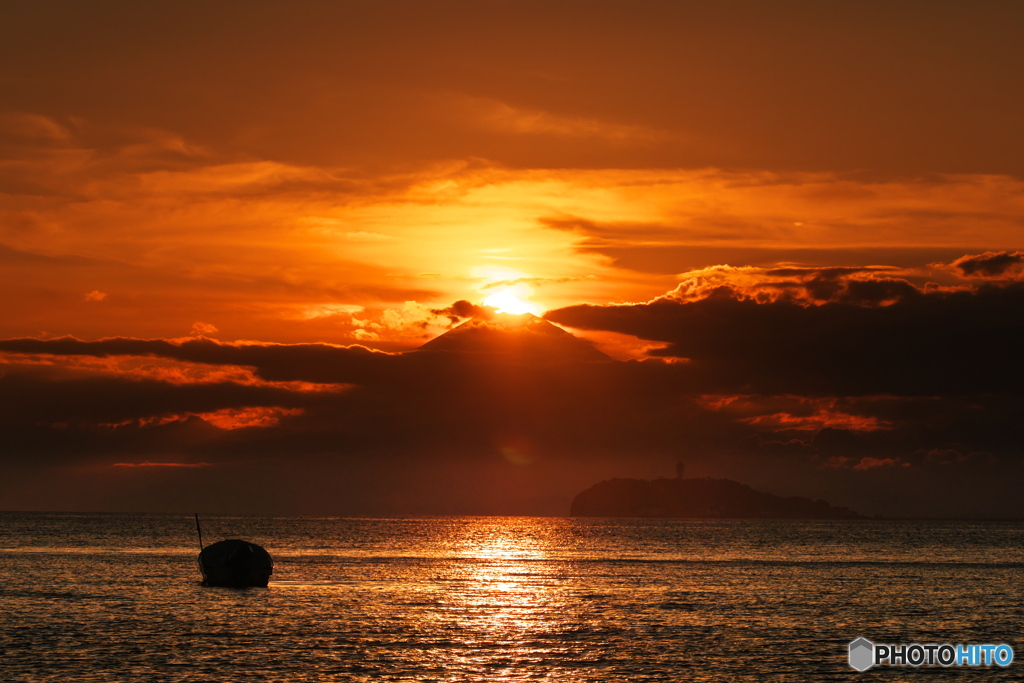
[196,406,303,430]
[0,112,72,141]
[697,395,891,432]
[100,407,304,431]
[437,93,674,144]
[741,411,890,432]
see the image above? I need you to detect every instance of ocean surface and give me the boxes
[1,513,1021,682]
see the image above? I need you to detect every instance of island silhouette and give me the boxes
[570,473,861,519]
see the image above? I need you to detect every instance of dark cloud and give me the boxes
[0,365,315,429]
[950,250,1024,278]
[0,336,398,384]
[547,280,1024,396]
[754,268,919,305]
[430,299,487,325]
[831,277,921,306]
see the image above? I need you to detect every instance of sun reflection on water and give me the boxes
[422,517,585,678]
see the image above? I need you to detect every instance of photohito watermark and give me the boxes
[848,637,1014,671]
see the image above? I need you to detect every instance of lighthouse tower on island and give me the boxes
[675,460,685,480]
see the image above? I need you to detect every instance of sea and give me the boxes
[0,513,1021,682]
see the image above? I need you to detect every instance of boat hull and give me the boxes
[198,539,274,587]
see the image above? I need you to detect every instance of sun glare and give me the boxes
[483,285,544,315]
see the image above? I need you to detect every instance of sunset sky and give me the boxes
[2,1,1023,517]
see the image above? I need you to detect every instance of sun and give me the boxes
[483,284,544,315]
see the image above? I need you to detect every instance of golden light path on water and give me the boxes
[447,520,562,660]
[379,517,597,679]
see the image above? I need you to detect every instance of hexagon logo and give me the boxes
[849,637,874,671]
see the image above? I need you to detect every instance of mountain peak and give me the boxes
[417,312,612,363]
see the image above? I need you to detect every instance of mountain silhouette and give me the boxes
[417,312,613,363]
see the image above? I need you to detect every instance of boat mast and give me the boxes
[195,513,205,551]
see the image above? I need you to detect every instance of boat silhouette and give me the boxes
[194,514,274,587]
[198,538,274,587]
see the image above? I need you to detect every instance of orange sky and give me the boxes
[2,1,1023,516]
